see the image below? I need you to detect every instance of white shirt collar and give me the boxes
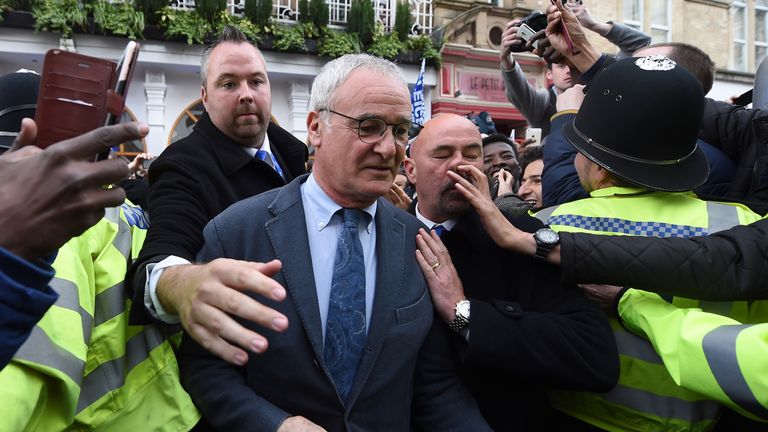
[303,174,376,233]
[242,133,272,158]
[414,203,457,232]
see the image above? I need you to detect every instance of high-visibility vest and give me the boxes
[618,289,768,424]
[535,186,764,432]
[0,202,200,431]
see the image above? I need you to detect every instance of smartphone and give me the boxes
[104,41,139,128]
[518,23,541,49]
[98,41,140,160]
[525,127,542,146]
[34,50,117,149]
[141,158,152,170]
[34,42,139,156]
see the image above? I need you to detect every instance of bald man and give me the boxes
[404,114,618,430]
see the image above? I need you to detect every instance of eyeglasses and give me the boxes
[320,109,418,147]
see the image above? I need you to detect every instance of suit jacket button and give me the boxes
[504,305,515,312]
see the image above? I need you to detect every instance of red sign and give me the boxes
[457,71,509,103]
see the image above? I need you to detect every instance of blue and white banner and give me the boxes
[411,58,426,126]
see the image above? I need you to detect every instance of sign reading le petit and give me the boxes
[457,72,508,103]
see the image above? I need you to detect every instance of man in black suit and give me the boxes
[128,26,307,365]
[178,54,491,432]
[404,113,619,430]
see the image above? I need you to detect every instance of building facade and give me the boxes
[0,0,761,155]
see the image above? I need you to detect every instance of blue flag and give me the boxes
[411,58,426,126]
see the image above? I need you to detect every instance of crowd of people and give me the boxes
[0,0,767,431]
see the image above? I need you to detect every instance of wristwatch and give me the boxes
[533,227,560,261]
[448,299,470,333]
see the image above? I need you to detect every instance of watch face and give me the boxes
[457,301,470,317]
[536,228,559,244]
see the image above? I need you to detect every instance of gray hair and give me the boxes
[309,54,408,112]
[200,26,262,87]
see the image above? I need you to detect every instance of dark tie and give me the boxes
[432,224,446,237]
[324,208,367,402]
[255,149,285,179]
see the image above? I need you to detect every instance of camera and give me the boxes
[511,11,548,52]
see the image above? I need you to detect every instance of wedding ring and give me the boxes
[431,261,441,270]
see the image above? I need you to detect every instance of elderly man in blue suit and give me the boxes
[178,54,492,432]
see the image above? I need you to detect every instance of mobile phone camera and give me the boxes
[511,11,548,52]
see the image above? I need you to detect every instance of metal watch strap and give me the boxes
[449,314,469,333]
[449,300,470,333]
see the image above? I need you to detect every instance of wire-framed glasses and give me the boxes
[320,109,418,147]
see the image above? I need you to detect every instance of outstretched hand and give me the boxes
[0,120,141,260]
[158,258,289,366]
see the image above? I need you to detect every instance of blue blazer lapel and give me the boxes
[347,200,407,405]
[264,175,325,362]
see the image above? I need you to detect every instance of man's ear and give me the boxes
[201,86,208,109]
[306,111,322,149]
[594,164,612,188]
[403,157,417,185]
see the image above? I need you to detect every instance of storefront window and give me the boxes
[168,99,205,146]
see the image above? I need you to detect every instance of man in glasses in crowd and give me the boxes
[178,54,491,431]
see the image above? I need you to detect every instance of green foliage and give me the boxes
[0,0,8,23]
[347,0,373,45]
[308,0,327,28]
[406,34,441,65]
[32,0,87,37]
[158,6,212,44]
[158,7,265,45]
[297,21,321,38]
[366,25,404,59]
[215,11,261,42]
[195,0,226,22]
[244,0,271,27]
[393,0,411,41]
[298,0,309,23]
[134,0,165,26]
[92,0,145,40]
[272,23,306,52]
[318,28,360,58]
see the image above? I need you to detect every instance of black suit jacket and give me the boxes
[418,208,619,431]
[128,113,307,323]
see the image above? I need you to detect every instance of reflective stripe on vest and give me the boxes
[702,325,768,420]
[76,326,167,412]
[604,384,721,423]
[14,325,85,384]
[10,205,194,430]
[49,277,93,345]
[537,201,741,236]
[543,197,746,430]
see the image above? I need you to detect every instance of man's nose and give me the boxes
[372,132,399,158]
[238,83,255,103]
[519,182,530,195]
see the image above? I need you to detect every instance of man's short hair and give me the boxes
[519,145,543,175]
[308,54,407,113]
[482,133,519,160]
[646,42,715,94]
[200,26,261,87]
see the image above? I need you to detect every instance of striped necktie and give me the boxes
[255,149,285,179]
